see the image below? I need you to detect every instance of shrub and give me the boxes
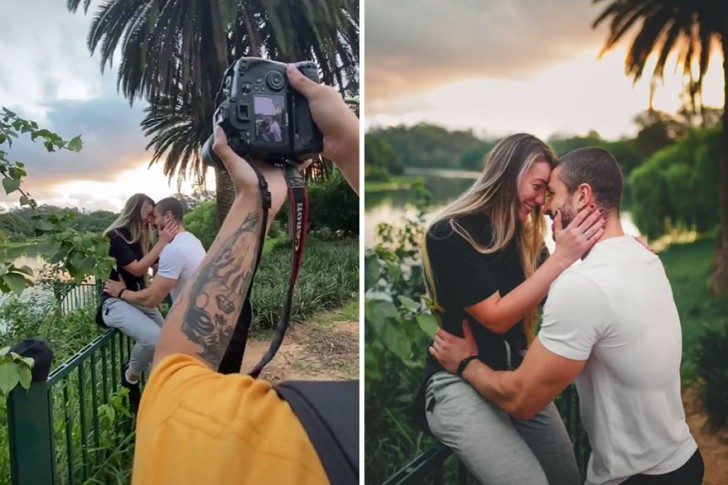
[630,127,720,239]
[183,200,218,250]
[365,186,439,482]
[250,235,358,330]
[696,322,728,430]
[277,171,358,236]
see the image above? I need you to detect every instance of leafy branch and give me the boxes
[0,107,114,294]
[0,346,34,395]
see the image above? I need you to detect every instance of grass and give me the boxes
[313,299,359,327]
[251,235,358,329]
[659,236,728,383]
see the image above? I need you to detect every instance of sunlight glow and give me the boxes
[366,47,724,140]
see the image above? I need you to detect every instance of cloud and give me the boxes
[1,89,150,199]
[0,0,169,209]
[365,0,609,113]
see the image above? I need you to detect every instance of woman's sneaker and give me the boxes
[121,362,141,415]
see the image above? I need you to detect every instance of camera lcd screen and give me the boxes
[253,95,285,144]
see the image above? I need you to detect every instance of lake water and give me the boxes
[1,242,90,324]
[365,169,641,250]
[6,242,54,272]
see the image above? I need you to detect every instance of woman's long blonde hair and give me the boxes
[104,193,155,257]
[422,134,557,342]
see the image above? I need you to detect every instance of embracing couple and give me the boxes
[415,134,704,485]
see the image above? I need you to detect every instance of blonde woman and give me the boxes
[96,193,178,414]
[416,134,606,484]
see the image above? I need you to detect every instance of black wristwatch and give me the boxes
[457,356,478,378]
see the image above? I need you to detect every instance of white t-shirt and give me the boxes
[538,235,696,485]
[157,231,206,303]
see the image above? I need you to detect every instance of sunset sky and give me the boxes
[0,1,210,213]
[365,0,724,140]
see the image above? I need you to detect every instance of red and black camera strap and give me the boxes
[234,160,309,378]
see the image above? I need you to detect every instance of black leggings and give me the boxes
[622,449,704,485]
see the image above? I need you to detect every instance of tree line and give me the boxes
[365,107,722,180]
[0,206,118,242]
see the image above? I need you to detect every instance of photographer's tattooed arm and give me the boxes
[152,193,264,370]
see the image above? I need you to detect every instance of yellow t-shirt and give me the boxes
[132,354,329,485]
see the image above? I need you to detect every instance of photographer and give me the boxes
[131,65,359,485]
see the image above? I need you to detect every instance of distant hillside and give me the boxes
[367,123,496,172]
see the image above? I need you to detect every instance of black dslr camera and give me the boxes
[201,57,323,168]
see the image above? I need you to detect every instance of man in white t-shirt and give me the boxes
[104,197,206,307]
[429,147,703,485]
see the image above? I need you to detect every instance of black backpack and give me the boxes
[275,380,359,484]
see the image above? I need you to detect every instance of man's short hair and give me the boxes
[155,197,185,223]
[557,147,623,211]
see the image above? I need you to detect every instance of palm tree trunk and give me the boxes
[708,19,728,297]
[215,167,237,226]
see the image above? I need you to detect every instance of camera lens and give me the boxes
[266,71,285,91]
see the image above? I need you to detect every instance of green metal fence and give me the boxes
[7,329,134,485]
[4,280,141,485]
[383,443,471,485]
[382,385,590,484]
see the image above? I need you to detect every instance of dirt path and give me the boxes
[241,320,359,384]
[683,389,728,484]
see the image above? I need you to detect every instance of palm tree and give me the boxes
[593,0,728,296]
[67,0,359,221]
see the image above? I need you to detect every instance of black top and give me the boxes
[95,228,150,328]
[423,213,531,379]
[100,228,147,302]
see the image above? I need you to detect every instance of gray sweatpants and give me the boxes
[101,298,165,375]
[426,371,580,485]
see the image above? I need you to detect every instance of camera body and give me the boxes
[202,57,323,168]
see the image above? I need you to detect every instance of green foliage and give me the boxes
[0,295,100,364]
[696,322,728,430]
[306,171,359,235]
[276,171,359,236]
[370,123,493,171]
[184,200,218,250]
[0,108,115,294]
[548,133,644,177]
[250,235,358,330]
[0,206,117,241]
[0,295,135,481]
[630,127,720,239]
[0,346,34,395]
[365,184,440,482]
[655,236,728,428]
[658,237,728,380]
[365,133,403,176]
[366,164,393,182]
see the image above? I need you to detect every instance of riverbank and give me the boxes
[4,238,44,250]
[365,175,422,192]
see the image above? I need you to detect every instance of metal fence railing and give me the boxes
[382,385,590,484]
[4,281,141,485]
[7,329,134,485]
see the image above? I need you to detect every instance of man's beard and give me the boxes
[557,203,578,228]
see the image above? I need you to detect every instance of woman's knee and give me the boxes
[138,325,161,347]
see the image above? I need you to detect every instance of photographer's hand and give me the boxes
[286,65,359,195]
[211,126,287,221]
[153,127,287,370]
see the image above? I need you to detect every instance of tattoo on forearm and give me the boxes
[178,211,262,367]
